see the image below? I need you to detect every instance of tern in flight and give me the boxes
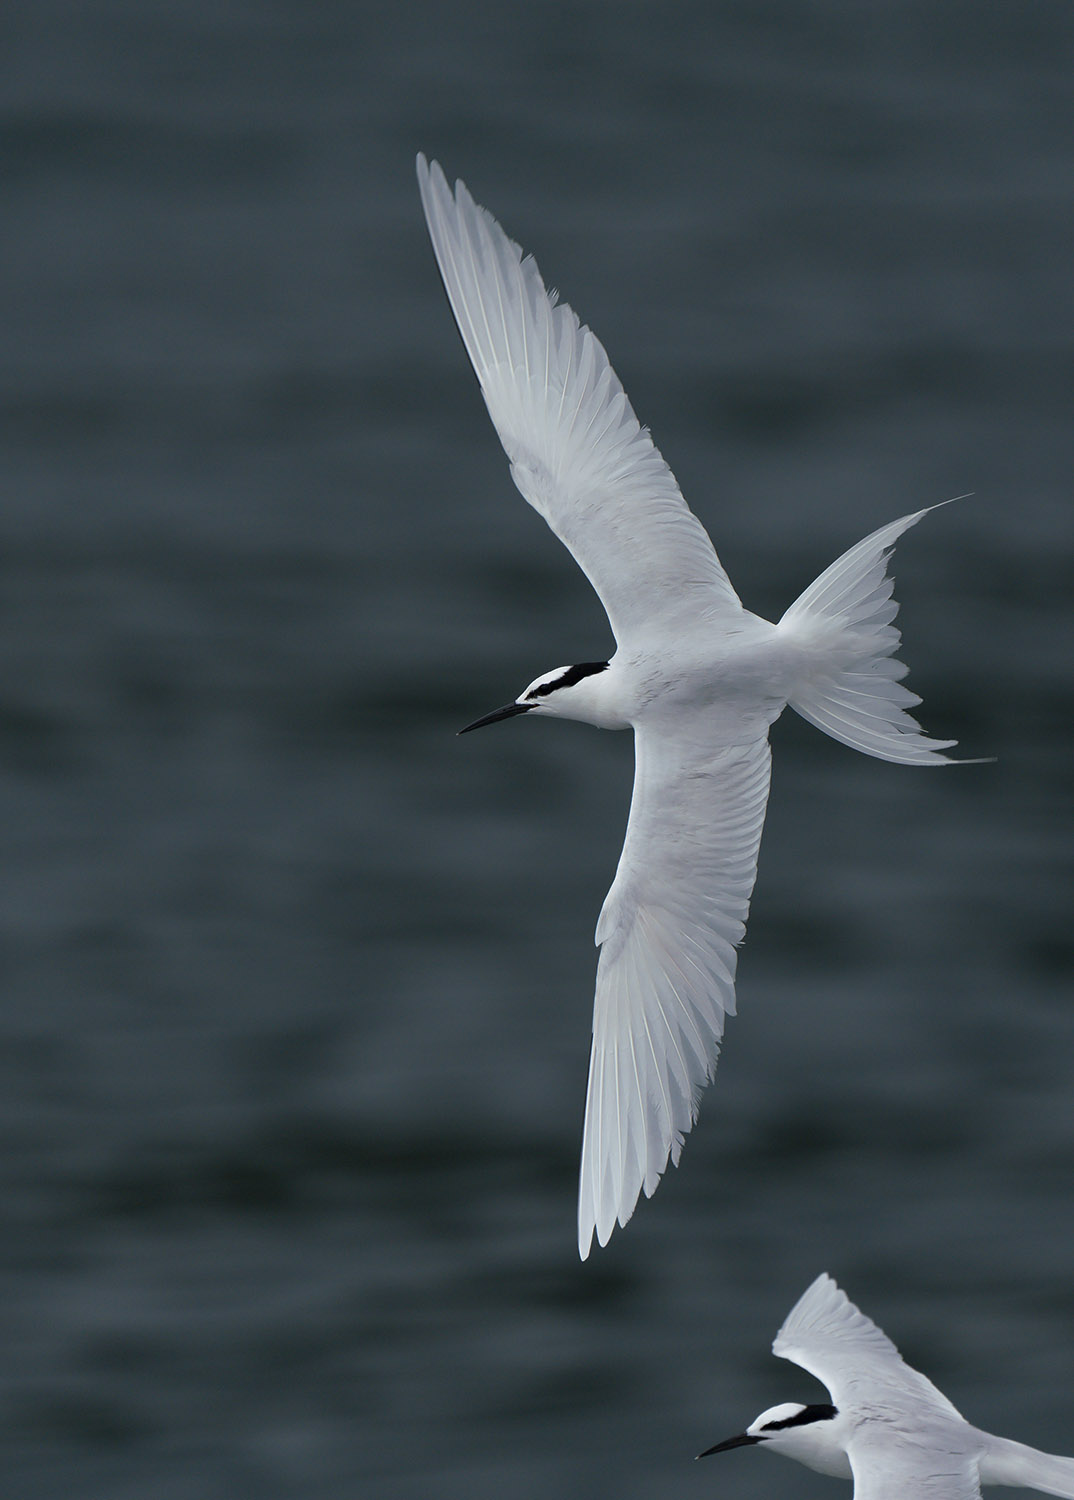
[699,1273,1074,1498]
[417,156,973,1258]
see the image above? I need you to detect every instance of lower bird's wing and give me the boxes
[847,1440,982,1500]
[774,1274,964,1420]
[578,722,772,1257]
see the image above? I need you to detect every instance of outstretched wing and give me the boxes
[848,1441,982,1500]
[578,724,772,1257]
[774,1274,963,1420]
[416,155,742,647]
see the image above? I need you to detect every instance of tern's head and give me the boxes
[459,661,616,734]
[698,1402,848,1478]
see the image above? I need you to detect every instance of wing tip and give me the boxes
[415,150,437,190]
[772,1271,844,1355]
[576,1211,610,1261]
[416,154,463,226]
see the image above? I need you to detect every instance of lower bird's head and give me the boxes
[698,1402,847,1478]
[459,661,614,733]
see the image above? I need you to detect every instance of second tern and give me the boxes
[417,156,974,1258]
[699,1273,1074,1498]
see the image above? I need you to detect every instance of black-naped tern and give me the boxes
[417,157,980,1259]
[700,1273,1074,1498]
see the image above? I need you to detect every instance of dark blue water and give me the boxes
[2,3,1073,1496]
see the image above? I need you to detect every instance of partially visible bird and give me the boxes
[417,156,977,1258]
[699,1273,1074,1498]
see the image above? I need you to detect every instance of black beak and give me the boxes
[458,702,532,735]
[696,1433,761,1459]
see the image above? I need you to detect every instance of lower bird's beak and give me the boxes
[458,702,532,735]
[696,1432,762,1458]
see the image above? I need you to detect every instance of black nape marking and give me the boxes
[532,661,608,697]
[763,1404,838,1432]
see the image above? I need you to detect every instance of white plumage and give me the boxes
[700,1273,1074,1498]
[417,156,970,1257]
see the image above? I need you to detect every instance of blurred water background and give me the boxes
[2,3,1073,1496]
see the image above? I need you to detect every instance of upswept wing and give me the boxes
[774,1274,963,1421]
[578,725,772,1257]
[416,156,742,647]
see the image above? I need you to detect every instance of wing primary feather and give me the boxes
[462,192,500,374]
[634,974,675,1191]
[623,1018,649,1215]
[641,951,694,1108]
[432,178,490,372]
[610,1032,625,1224]
[640,915,710,1070]
[484,208,519,375]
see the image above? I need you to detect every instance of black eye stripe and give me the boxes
[763,1404,838,1432]
[531,661,608,697]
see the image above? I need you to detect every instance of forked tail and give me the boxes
[778,506,962,766]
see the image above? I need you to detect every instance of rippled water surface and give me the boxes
[3,4,1073,1497]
